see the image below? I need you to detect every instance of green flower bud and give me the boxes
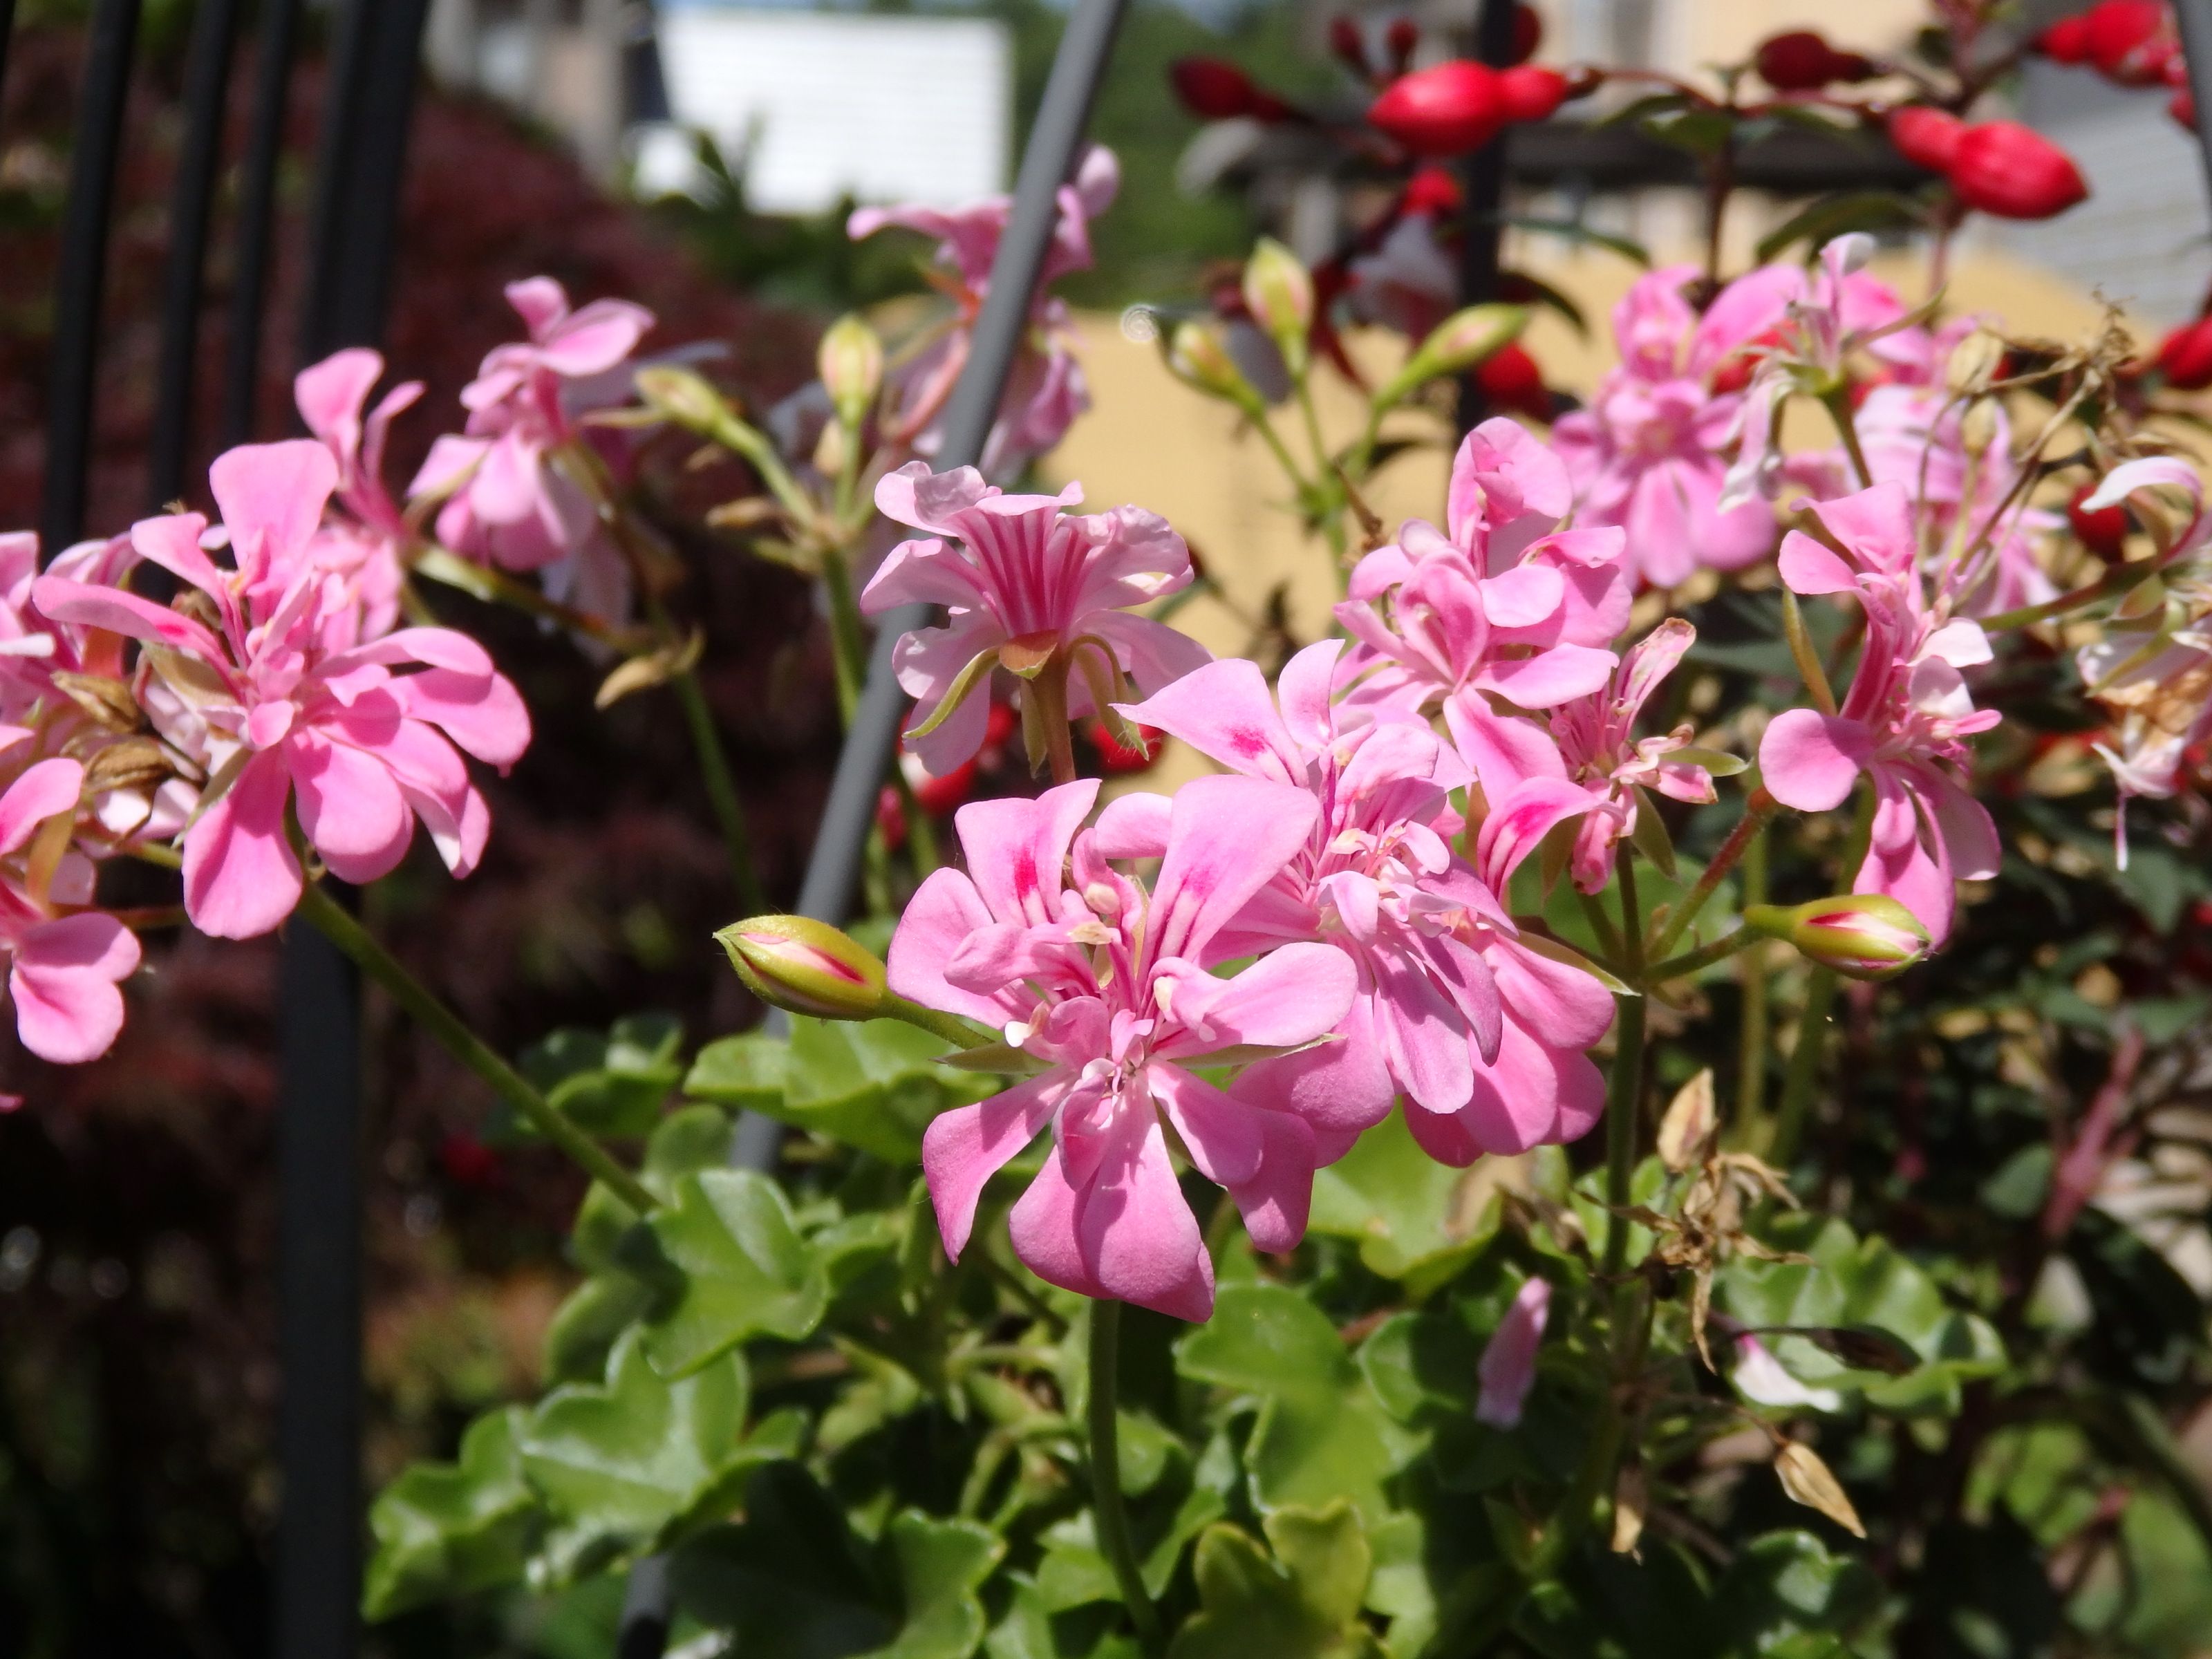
[817,314,884,429]
[716,915,888,1020]
[1743,894,1931,982]
[1376,303,1528,406]
[633,365,732,433]
[1241,237,1313,373]
[1166,320,1264,411]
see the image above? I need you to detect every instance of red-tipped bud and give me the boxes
[2157,318,2212,388]
[2084,0,2173,85]
[2036,14,2095,63]
[1745,895,1931,982]
[1474,339,1549,420]
[1329,15,1369,74]
[1510,3,1543,65]
[2068,484,2130,559]
[1754,29,1876,91]
[1369,59,1506,155]
[1497,64,1570,123]
[1401,165,1465,216]
[1385,16,1419,72]
[1947,121,2088,219]
[716,915,889,1020]
[1172,57,1260,120]
[1888,105,1965,172]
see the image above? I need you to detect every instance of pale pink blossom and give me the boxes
[1553,264,1797,585]
[296,348,419,639]
[1757,482,2000,943]
[410,276,655,622]
[861,462,1209,774]
[850,147,1118,476]
[1114,641,1609,1160]
[892,776,1356,1321]
[35,441,531,940]
[0,757,139,1062]
[1731,1334,1844,1412]
[1336,418,1628,724]
[1476,1276,1553,1427]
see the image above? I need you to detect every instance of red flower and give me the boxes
[1474,340,1550,420]
[1510,3,1543,65]
[2157,317,2212,388]
[2068,483,2130,559]
[1369,60,1507,155]
[1754,29,1876,91]
[1946,122,2088,219]
[2083,0,2175,85]
[1497,65,1569,124]
[1888,106,1965,172]
[2035,14,2095,62]
[1089,720,1164,774]
[1172,57,1294,122]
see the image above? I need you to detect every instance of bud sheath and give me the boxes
[716,915,888,1020]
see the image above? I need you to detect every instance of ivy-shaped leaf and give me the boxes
[1168,1502,1387,1659]
[1177,1284,1420,1524]
[642,1168,830,1377]
[686,1016,995,1162]
[508,1013,685,1139]
[363,1407,542,1620]
[986,1575,1143,1659]
[1309,1107,1501,1295]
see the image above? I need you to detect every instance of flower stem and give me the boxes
[671,664,767,915]
[1602,850,1647,1284]
[1644,928,1758,984]
[1649,789,1779,962]
[1821,386,1873,489]
[880,993,995,1050]
[1979,552,2171,633]
[820,547,869,724]
[294,881,658,1215]
[1768,967,1839,1168]
[1087,1300,1162,1651]
[1734,823,1772,1141]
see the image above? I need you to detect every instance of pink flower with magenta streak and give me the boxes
[34,441,531,940]
[0,757,139,1063]
[861,462,1209,774]
[1757,482,2000,944]
[1116,644,1613,1165]
[1337,418,1627,724]
[892,776,1356,1322]
[1553,263,1797,586]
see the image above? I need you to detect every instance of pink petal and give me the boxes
[1474,1277,1551,1427]
[1093,791,1172,859]
[859,536,988,615]
[888,868,1007,1025]
[1460,1015,1568,1154]
[1274,639,1343,751]
[209,440,339,585]
[387,667,531,769]
[10,914,140,1064]
[294,347,382,459]
[287,732,413,884]
[1805,482,1917,577]
[1489,935,1615,1052]
[1777,532,1859,596]
[1372,951,1474,1115]
[1158,941,1355,1055]
[1479,564,1566,628]
[1230,994,1395,1160]
[1474,777,1595,892]
[1146,776,1318,966]
[1472,644,1618,710]
[1152,1063,1318,1254]
[1759,710,1873,812]
[536,298,655,377]
[953,779,1097,928]
[0,757,84,856]
[1444,693,1567,800]
[1119,657,1302,784]
[182,751,302,939]
[503,276,572,337]
[921,1071,1065,1259]
[32,576,229,665]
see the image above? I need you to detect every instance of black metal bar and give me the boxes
[297,0,374,362]
[2174,0,2212,203]
[1456,0,1515,433]
[321,0,431,350]
[39,0,142,554]
[221,0,301,447]
[0,0,21,112]
[148,0,242,509]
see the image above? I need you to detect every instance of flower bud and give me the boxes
[634,365,732,433]
[2156,317,2212,389]
[2036,15,2094,63]
[2069,482,2130,559]
[1754,30,1875,92]
[1888,106,1965,173]
[1327,17,1369,76]
[1947,122,2088,221]
[1166,319,1264,410]
[2084,0,2173,85]
[1241,238,1314,371]
[1744,895,1931,981]
[1944,329,2006,395]
[716,915,888,1020]
[1171,56,1259,120]
[1509,3,1542,65]
[1380,303,1528,404]
[1369,59,1506,156]
[1957,398,2000,458]
[816,314,883,429]
[1384,16,1418,72]
[1472,339,1550,421]
[1496,64,1570,124]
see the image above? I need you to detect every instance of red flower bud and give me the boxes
[1946,121,2088,219]
[876,783,907,852]
[2036,13,2095,62]
[2157,318,2212,388]
[1385,16,1419,72]
[1497,64,1570,124]
[1888,105,1965,172]
[1474,340,1549,420]
[1369,59,1506,155]
[1401,165,1464,215]
[1708,324,1787,394]
[2084,0,2173,84]
[903,752,979,816]
[1754,29,1875,91]
[2068,484,2130,559]
[1510,3,1543,65]
[1328,16,1369,75]
[1089,720,1163,774]
[438,1132,502,1190]
[1172,57,1260,120]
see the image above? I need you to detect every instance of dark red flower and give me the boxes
[1510,3,1543,65]
[2036,13,2095,62]
[1385,17,1420,73]
[1328,16,1369,75]
[1088,720,1164,774]
[1172,57,1283,122]
[1947,122,2088,219]
[1754,29,1876,91]
[1401,165,1465,215]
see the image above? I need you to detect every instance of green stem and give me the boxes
[1735,824,1772,1141]
[881,994,995,1049]
[820,547,869,724]
[1822,386,1873,489]
[1031,657,1081,789]
[1602,851,1647,1285]
[412,545,645,651]
[671,666,767,915]
[1644,928,1758,984]
[1980,553,2171,632]
[1649,789,1780,961]
[294,882,657,1215]
[1768,968,1839,1167]
[1088,1300,1163,1650]
[1781,589,1839,718]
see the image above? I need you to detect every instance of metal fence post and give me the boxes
[1456,0,1515,435]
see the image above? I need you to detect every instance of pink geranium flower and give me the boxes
[1118,644,1613,1163]
[410,277,655,621]
[890,776,1356,1321]
[1553,264,1798,586]
[296,348,421,639]
[1336,418,1627,724]
[849,146,1118,476]
[1476,1276,1553,1428]
[35,441,531,940]
[861,462,1210,774]
[0,756,140,1063]
[1757,482,2000,943]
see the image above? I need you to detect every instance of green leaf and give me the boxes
[686,1016,996,1161]
[1177,1284,1420,1524]
[1754,191,1927,263]
[543,1271,657,1386]
[1309,1107,1501,1295]
[1711,1530,1880,1655]
[1168,1503,1386,1659]
[363,1407,542,1619]
[509,1013,685,1139]
[571,1103,738,1273]
[1036,1456,1227,1606]
[519,1329,767,1571]
[641,1168,830,1377]
[986,1575,1143,1659]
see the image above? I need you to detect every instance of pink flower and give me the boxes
[1464,619,1718,894]
[860,462,1210,774]
[1118,644,1613,1163]
[0,757,140,1063]
[1476,1276,1552,1427]
[35,441,532,939]
[849,147,1118,476]
[410,277,655,622]
[296,348,420,639]
[1336,418,1627,722]
[1756,482,2001,943]
[891,776,1356,1321]
[1553,264,1797,585]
